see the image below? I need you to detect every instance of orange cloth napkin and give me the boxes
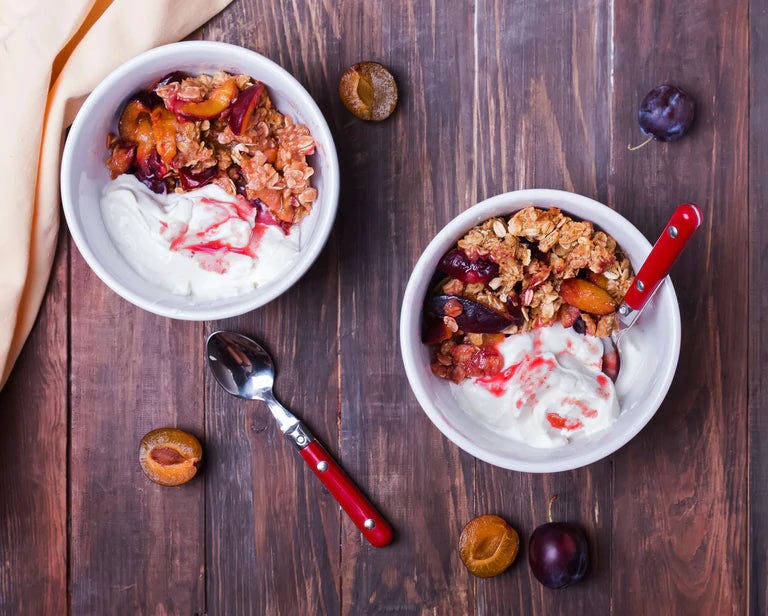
[0,0,233,388]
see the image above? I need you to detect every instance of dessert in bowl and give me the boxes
[400,189,681,473]
[61,41,339,320]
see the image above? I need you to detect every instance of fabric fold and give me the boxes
[0,0,233,388]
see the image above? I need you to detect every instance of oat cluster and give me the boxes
[106,71,317,225]
[429,207,635,383]
[448,207,632,335]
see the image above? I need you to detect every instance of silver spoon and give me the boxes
[206,331,393,548]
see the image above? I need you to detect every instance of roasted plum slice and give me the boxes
[135,151,167,194]
[504,295,524,324]
[119,100,157,172]
[438,249,499,284]
[173,78,239,119]
[178,166,219,190]
[602,344,620,382]
[559,278,617,315]
[150,105,178,166]
[154,70,191,89]
[228,82,264,135]
[126,88,162,111]
[422,295,515,343]
[118,99,151,140]
[105,136,136,179]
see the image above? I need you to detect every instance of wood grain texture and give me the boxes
[335,2,477,614]
[202,4,342,614]
[0,1,760,613]
[609,1,749,614]
[0,234,68,616]
[68,248,206,614]
[749,0,767,614]
[472,2,614,614]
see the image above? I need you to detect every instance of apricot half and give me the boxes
[559,278,617,315]
[139,428,202,486]
[459,514,519,577]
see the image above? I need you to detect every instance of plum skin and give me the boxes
[638,84,695,142]
[528,522,589,589]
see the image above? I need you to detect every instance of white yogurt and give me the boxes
[100,174,301,298]
[450,324,620,448]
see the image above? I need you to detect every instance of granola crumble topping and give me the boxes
[105,70,317,228]
[423,206,635,383]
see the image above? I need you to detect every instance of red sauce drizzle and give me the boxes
[563,396,598,418]
[163,195,283,273]
[596,374,611,399]
[476,361,522,397]
[546,412,583,431]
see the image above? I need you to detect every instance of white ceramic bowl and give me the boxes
[61,41,339,320]
[400,189,681,473]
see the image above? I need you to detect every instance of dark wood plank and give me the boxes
[1,3,758,614]
[610,1,748,613]
[749,0,767,613]
[0,233,68,615]
[201,5,342,614]
[336,1,476,614]
[472,2,614,614]
[68,245,206,614]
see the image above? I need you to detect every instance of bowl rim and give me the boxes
[61,40,340,321]
[399,188,681,473]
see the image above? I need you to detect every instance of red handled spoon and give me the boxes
[602,203,703,380]
[206,331,394,548]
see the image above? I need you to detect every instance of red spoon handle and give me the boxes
[298,438,394,548]
[623,203,703,311]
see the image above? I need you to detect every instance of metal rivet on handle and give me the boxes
[297,436,306,445]
[316,461,328,472]
[635,280,645,292]
[668,225,679,238]
[364,519,376,529]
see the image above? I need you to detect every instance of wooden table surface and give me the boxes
[0,0,763,614]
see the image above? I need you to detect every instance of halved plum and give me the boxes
[228,83,264,135]
[173,79,239,119]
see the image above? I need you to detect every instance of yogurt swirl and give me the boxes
[100,174,301,299]
[450,324,619,448]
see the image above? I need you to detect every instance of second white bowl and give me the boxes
[400,189,681,473]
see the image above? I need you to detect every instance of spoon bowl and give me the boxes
[206,330,394,547]
[207,332,276,400]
